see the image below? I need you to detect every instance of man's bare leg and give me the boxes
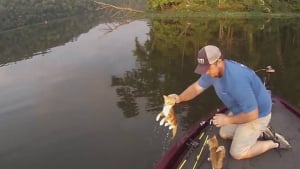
[231,140,278,160]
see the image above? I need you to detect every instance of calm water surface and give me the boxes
[0,16,299,169]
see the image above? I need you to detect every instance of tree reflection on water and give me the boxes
[112,18,300,129]
[0,14,100,66]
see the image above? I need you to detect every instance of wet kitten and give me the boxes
[207,135,226,169]
[156,95,178,138]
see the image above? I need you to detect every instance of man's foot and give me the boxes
[263,127,292,149]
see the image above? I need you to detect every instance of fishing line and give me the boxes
[192,134,209,169]
[178,120,214,169]
[192,120,215,169]
[178,131,205,169]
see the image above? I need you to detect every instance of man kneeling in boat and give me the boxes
[168,45,291,160]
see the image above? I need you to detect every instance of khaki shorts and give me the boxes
[219,112,271,157]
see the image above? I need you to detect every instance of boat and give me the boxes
[154,66,300,169]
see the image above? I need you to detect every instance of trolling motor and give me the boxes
[263,66,275,90]
[255,65,275,95]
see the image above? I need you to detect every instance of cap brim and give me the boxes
[194,64,209,75]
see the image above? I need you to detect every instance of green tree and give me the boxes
[147,0,300,12]
[0,0,98,31]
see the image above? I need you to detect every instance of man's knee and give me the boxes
[219,129,231,139]
[230,148,247,160]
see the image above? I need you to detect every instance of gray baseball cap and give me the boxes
[194,45,222,75]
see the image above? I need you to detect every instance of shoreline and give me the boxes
[138,11,300,19]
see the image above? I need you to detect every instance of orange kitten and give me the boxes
[156,95,178,138]
[207,135,226,169]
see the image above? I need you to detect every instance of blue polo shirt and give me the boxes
[198,60,271,118]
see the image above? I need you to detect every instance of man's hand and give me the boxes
[212,114,231,127]
[167,94,180,104]
[213,109,259,127]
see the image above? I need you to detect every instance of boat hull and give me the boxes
[154,95,300,169]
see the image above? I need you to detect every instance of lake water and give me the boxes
[0,16,299,169]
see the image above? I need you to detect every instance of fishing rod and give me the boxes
[177,131,204,169]
[177,120,214,169]
[191,120,214,169]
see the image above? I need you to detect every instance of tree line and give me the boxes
[148,0,300,12]
[0,0,98,31]
[1,0,300,31]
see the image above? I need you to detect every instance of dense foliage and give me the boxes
[1,0,299,31]
[0,0,98,31]
[147,0,300,12]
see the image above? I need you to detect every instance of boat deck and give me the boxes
[178,98,300,169]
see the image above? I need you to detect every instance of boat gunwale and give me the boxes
[273,95,300,118]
